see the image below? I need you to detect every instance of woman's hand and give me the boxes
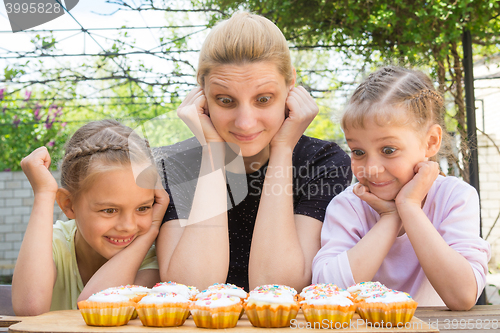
[177,87,224,145]
[353,183,399,217]
[270,86,319,152]
[151,184,170,230]
[395,161,439,208]
[20,146,58,195]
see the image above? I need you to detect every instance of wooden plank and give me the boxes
[8,310,437,333]
[415,305,500,332]
[0,316,22,328]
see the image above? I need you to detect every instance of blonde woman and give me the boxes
[156,12,351,292]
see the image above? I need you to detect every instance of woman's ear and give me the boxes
[56,188,76,220]
[425,124,442,158]
[290,67,297,89]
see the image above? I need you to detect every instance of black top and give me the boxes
[156,135,352,291]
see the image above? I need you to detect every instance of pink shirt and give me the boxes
[312,176,491,306]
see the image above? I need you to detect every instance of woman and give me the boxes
[156,12,351,292]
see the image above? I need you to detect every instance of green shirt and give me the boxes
[50,219,158,310]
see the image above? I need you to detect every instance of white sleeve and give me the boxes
[312,189,369,288]
[436,180,491,301]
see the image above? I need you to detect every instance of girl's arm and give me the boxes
[396,162,479,310]
[248,87,321,291]
[157,88,229,291]
[346,184,402,283]
[77,187,168,302]
[12,147,59,316]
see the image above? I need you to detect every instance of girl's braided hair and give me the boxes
[60,119,153,199]
[341,66,451,162]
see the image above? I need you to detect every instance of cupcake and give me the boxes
[196,283,247,319]
[301,291,357,329]
[151,281,199,300]
[356,290,418,327]
[135,292,191,327]
[244,284,300,328]
[190,293,243,329]
[99,285,150,319]
[78,292,136,326]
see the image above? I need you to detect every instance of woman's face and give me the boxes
[203,61,293,157]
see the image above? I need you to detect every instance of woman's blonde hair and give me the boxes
[60,119,154,200]
[341,66,450,161]
[197,12,293,87]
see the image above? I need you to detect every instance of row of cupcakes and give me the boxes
[78,281,417,328]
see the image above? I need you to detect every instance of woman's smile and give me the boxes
[231,131,262,142]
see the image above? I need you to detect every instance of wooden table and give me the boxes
[1,305,499,332]
[415,305,500,332]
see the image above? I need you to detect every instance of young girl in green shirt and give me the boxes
[12,119,169,315]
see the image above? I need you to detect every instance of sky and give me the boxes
[0,0,206,91]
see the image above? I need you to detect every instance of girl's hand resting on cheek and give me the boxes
[270,86,319,152]
[395,161,440,208]
[177,87,224,145]
[354,183,398,217]
[20,146,58,196]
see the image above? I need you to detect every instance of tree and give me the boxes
[194,0,500,180]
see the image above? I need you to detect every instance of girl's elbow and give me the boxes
[445,294,476,311]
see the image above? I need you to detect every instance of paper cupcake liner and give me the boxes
[77,301,135,326]
[244,301,300,328]
[135,302,191,327]
[190,303,242,329]
[302,303,356,328]
[356,300,418,326]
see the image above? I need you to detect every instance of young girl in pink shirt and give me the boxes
[312,66,490,310]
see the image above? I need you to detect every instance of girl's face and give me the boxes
[204,61,293,157]
[72,166,155,260]
[344,118,431,201]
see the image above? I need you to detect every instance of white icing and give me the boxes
[250,285,297,296]
[87,293,130,303]
[138,293,190,304]
[364,291,413,304]
[301,295,353,307]
[194,294,241,308]
[101,285,150,296]
[301,289,351,299]
[187,286,199,298]
[347,282,387,293]
[247,291,296,304]
[196,284,247,299]
[151,283,191,299]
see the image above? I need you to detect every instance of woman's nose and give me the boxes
[233,104,257,131]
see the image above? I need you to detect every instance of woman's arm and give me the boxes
[77,187,169,302]
[157,88,229,291]
[12,147,58,315]
[396,162,478,310]
[248,87,321,291]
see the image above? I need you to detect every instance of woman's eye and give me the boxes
[102,208,117,214]
[351,150,364,156]
[258,96,271,103]
[382,147,396,155]
[218,97,233,104]
[137,206,151,212]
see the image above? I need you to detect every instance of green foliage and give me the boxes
[0,88,70,171]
